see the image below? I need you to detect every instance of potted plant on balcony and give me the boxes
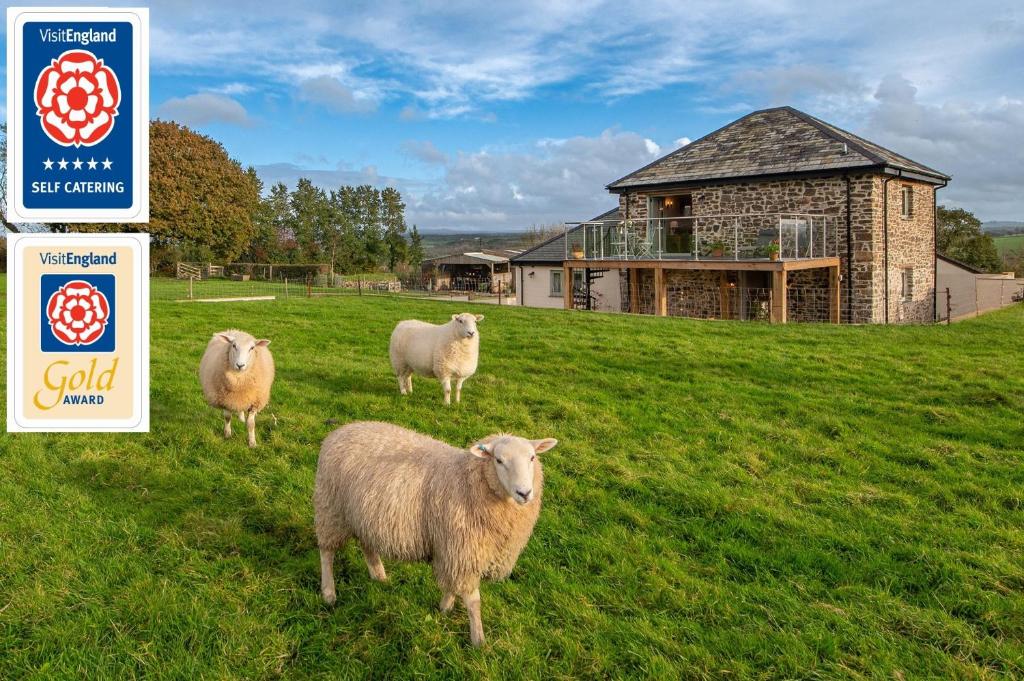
[766,240,781,262]
[708,240,728,258]
[571,244,584,259]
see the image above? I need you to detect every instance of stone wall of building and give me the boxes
[613,172,936,324]
[878,178,936,323]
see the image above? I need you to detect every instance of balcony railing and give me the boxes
[563,214,840,261]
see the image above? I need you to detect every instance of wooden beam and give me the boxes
[771,269,788,323]
[654,266,667,316]
[629,269,639,314]
[563,263,572,310]
[719,271,730,320]
[829,264,841,324]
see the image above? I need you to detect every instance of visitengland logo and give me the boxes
[40,274,116,353]
[34,49,121,147]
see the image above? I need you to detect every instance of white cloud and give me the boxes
[674,137,692,148]
[401,140,448,165]
[156,93,255,127]
[863,75,1024,220]
[297,75,378,114]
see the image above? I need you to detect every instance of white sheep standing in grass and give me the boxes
[198,329,274,447]
[313,421,557,647]
[389,312,483,405]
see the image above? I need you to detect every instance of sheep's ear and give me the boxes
[216,333,233,344]
[469,443,492,458]
[530,438,558,454]
[474,314,485,322]
[451,314,460,321]
[255,339,271,348]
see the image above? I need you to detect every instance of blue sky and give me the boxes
[5,0,1023,229]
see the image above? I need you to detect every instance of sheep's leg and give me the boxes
[439,592,456,613]
[405,373,413,394]
[246,409,257,448]
[359,541,388,582]
[222,409,232,438]
[238,410,245,422]
[319,547,338,605]
[461,587,485,646]
[455,377,466,403]
[441,376,452,405]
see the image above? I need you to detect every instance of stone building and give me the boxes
[557,106,950,323]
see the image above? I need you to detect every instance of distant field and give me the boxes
[420,231,532,257]
[995,233,1024,256]
[2,276,1024,678]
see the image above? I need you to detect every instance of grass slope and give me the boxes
[995,234,1024,257]
[2,277,1023,679]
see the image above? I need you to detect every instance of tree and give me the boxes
[0,124,19,233]
[355,185,384,271]
[66,121,261,267]
[289,178,330,263]
[937,205,1003,273]
[381,187,408,271]
[407,224,425,269]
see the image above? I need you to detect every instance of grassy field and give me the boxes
[2,276,1023,678]
[995,233,1024,257]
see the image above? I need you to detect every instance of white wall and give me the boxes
[936,258,1021,321]
[515,265,621,311]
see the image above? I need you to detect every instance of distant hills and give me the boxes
[982,221,1024,235]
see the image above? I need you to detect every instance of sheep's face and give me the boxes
[451,313,484,339]
[217,333,271,372]
[471,436,557,504]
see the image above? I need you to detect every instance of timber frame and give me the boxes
[563,257,841,323]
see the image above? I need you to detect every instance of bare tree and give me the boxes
[0,124,19,233]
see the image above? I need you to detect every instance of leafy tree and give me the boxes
[289,178,330,263]
[407,224,425,269]
[937,205,1003,273]
[355,185,384,271]
[67,121,261,267]
[381,187,408,271]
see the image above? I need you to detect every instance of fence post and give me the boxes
[189,276,194,300]
[498,280,503,305]
[946,287,951,325]
[307,275,312,298]
[358,276,362,296]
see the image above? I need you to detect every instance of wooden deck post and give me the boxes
[829,265,841,324]
[771,269,788,323]
[654,266,667,316]
[563,263,572,310]
[629,269,639,313]
[719,271,730,320]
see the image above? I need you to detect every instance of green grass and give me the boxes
[995,233,1024,257]
[2,275,1023,679]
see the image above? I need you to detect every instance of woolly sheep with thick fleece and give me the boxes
[198,329,274,447]
[389,312,483,404]
[313,421,558,646]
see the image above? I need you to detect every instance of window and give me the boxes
[550,270,562,296]
[901,268,914,301]
[900,186,913,219]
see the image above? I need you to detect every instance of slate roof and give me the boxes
[510,208,618,264]
[607,106,950,190]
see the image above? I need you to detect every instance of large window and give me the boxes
[649,195,694,254]
[550,270,562,296]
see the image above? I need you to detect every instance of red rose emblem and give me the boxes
[34,49,121,147]
[46,280,111,346]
